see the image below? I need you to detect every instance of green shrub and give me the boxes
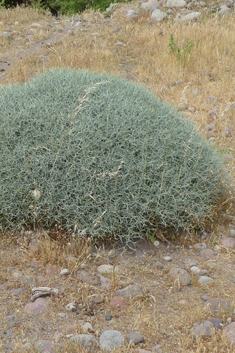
[0,68,227,242]
[0,0,132,15]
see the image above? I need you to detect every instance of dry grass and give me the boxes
[1,3,235,352]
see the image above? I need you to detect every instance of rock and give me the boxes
[36,340,60,353]
[223,322,235,346]
[205,298,231,315]
[192,320,215,340]
[126,332,144,344]
[219,5,232,16]
[9,287,27,296]
[169,267,191,286]
[151,9,167,21]
[110,296,129,311]
[81,322,94,332]
[126,9,138,19]
[224,127,234,137]
[140,2,158,14]
[207,317,223,329]
[70,334,96,350]
[105,313,112,321]
[229,229,235,237]
[155,261,164,269]
[163,256,171,261]
[66,302,77,312]
[190,266,201,275]
[214,245,221,251]
[30,23,43,28]
[99,330,124,351]
[152,345,164,353]
[200,249,216,260]
[192,89,201,96]
[182,12,200,21]
[166,0,186,7]
[198,276,214,285]
[45,264,59,277]
[77,270,99,286]
[208,95,218,103]
[97,264,118,274]
[194,242,207,250]
[25,298,47,315]
[62,324,77,334]
[26,35,34,41]
[97,274,112,290]
[207,109,217,122]
[60,269,70,275]
[220,237,235,249]
[1,32,10,38]
[115,284,143,299]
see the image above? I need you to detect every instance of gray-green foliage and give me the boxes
[0,68,227,242]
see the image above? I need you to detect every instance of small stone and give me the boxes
[9,287,27,296]
[219,5,232,16]
[166,0,186,7]
[1,32,10,38]
[220,237,235,249]
[77,270,99,286]
[26,35,34,41]
[12,271,22,279]
[229,229,235,237]
[62,324,76,334]
[224,127,234,137]
[169,267,191,286]
[227,318,232,324]
[214,245,221,251]
[58,312,66,318]
[115,284,143,299]
[190,266,201,274]
[151,9,167,21]
[110,296,129,311]
[198,276,214,285]
[45,264,59,277]
[36,340,59,353]
[81,322,94,332]
[98,274,112,290]
[182,12,200,21]
[163,256,171,261]
[30,23,43,28]
[114,41,123,46]
[105,313,112,321]
[154,240,160,247]
[205,298,232,315]
[25,298,47,316]
[192,320,215,339]
[222,154,235,161]
[192,89,201,96]
[194,243,207,250]
[126,332,144,345]
[155,261,164,269]
[152,345,164,353]
[126,9,138,19]
[208,96,218,103]
[60,269,70,276]
[38,55,49,61]
[70,334,96,350]
[223,322,235,346]
[66,302,77,312]
[99,330,124,351]
[200,249,216,260]
[97,264,118,274]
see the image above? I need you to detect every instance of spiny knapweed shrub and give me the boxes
[0,68,227,242]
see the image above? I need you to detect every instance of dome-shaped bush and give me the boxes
[0,68,227,242]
